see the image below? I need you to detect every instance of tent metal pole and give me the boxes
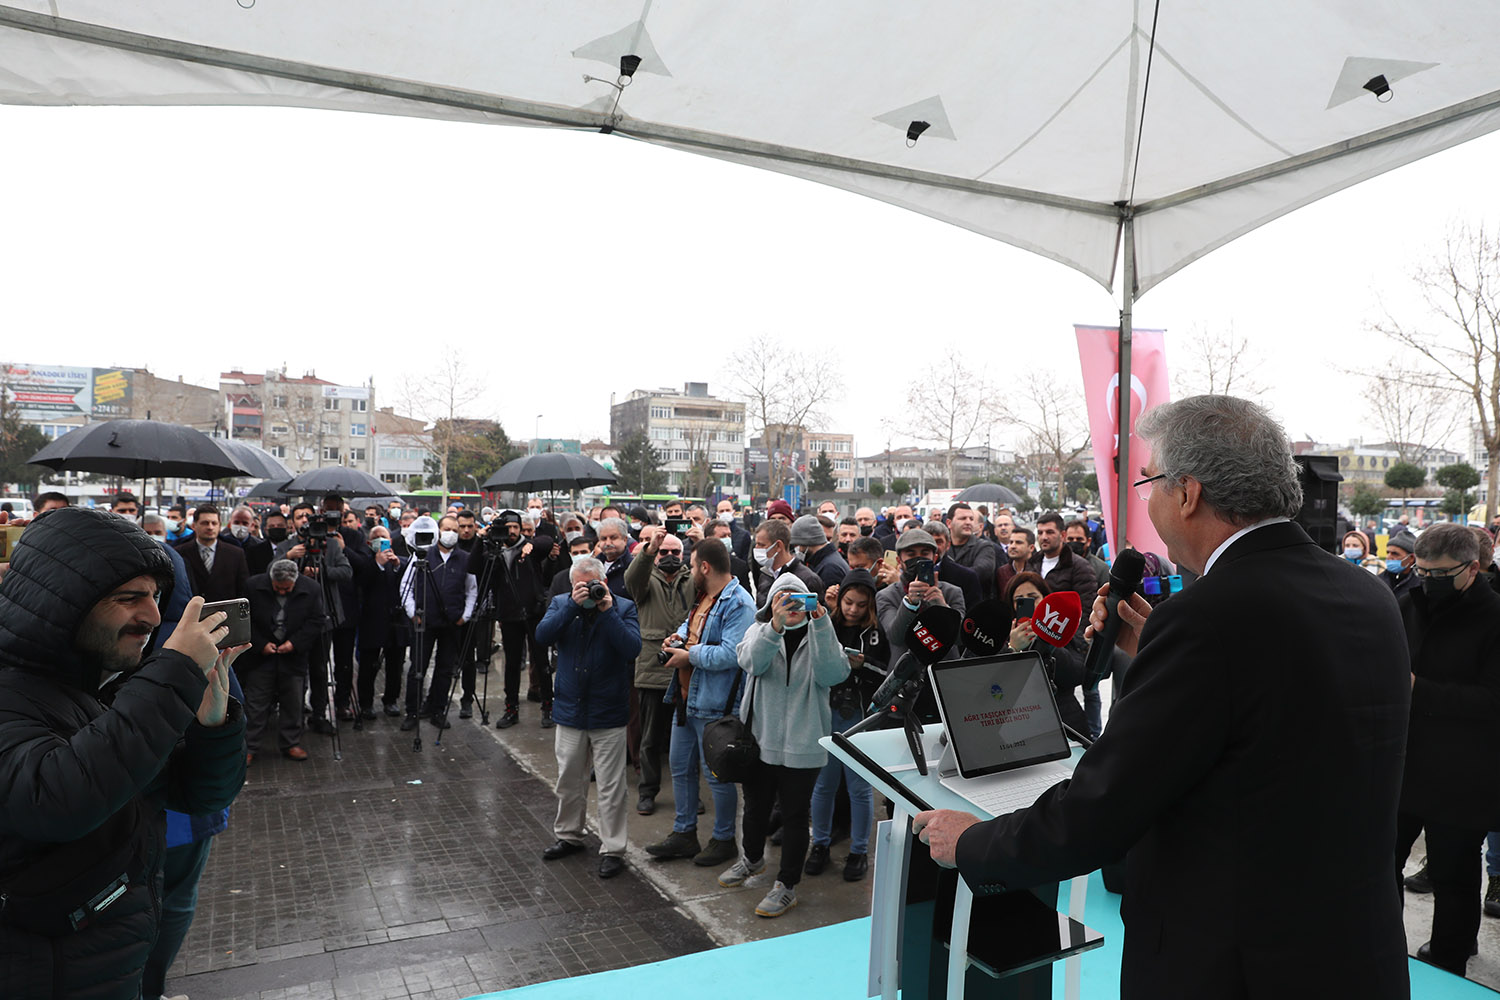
[1115,214,1135,555]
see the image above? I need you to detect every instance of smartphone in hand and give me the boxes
[200,598,251,649]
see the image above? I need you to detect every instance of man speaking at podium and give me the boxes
[914,396,1411,999]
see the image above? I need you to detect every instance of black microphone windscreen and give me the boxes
[1111,548,1147,589]
[959,598,1008,656]
[908,604,962,666]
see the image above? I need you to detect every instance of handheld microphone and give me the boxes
[1082,548,1146,689]
[959,598,1008,657]
[1030,590,1081,647]
[866,604,961,714]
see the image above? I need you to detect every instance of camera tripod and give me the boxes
[397,546,457,753]
[433,542,506,734]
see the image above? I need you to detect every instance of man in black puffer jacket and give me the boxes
[0,507,249,1000]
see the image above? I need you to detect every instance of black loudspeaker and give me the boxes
[1294,455,1343,553]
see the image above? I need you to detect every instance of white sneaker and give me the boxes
[718,853,767,888]
[754,880,798,918]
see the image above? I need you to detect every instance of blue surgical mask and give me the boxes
[1343,547,1364,562]
[1385,558,1406,574]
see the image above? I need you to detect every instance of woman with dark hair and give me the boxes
[805,569,890,882]
[1002,571,1089,737]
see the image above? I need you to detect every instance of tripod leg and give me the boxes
[324,633,342,761]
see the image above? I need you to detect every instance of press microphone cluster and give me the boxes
[1082,548,1146,690]
[865,604,960,715]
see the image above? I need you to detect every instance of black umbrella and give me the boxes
[482,452,617,492]
[217,438,293,481]
[953,482,1024,506]
[351,495,403,512]
[247,478,294,500]
[283,466,389,498]
[28,420,248,480]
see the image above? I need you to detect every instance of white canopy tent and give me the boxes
[4,1,1500,539]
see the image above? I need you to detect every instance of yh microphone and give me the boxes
[1030,590,1081,648]
[1082,548,1146,689]
[866,603,961,714]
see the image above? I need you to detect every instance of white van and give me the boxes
[0,498,35,520]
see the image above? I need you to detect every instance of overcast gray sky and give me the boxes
[6,103,1496,456]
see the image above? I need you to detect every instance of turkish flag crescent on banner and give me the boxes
[1075,325,1172,561]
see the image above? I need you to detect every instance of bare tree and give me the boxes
[1011,383,1091,506]
[1361,378,1460,463]
[727,338,843,496]
[680,420,715,499]
[902,349,997,488]
[1371,224,1500,515]
[391,357,488,505]
[1172,322,1267,399]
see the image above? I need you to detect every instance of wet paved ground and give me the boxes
[165,666,876,1000]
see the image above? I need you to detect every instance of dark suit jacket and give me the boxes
[174,538,250,604]
[242,573,325,671]
[955,521,1411,999]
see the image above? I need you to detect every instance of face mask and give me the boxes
[439,530,459,549]
[838,542,849,557]
[572,553,590,566]
[783,615,808,631]
[1421,572,1463,602]
[656,555,683,575]
[860,524,873,536]
[266,526,289,543]
[589,519,601,531]
[565,530,583,543]
[630,521,644,532]
[229,524,251,540]
[895,518,911,532]
[1343,547,1364,561]
[718,511,734,523]
[1065,540,1089,556]
[1385,558,1406,574]
[753,546,769,565]
[720,536,734,553]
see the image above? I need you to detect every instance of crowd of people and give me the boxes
[4,446,1500,996]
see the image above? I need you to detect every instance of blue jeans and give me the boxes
[1488,831,1500,877]
[810,706,873,854]
[1083,686,1103,739]
[669,714,738,841]
[141,837,214,995]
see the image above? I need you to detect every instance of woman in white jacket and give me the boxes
[718,574,850,917]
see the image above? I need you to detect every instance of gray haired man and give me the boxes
[243,558,326,762]
[535,556,642,879]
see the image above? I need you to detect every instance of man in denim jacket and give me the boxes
[645,538,755,868]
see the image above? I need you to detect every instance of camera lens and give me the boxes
[588,581,608,602]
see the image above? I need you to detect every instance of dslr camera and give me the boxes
[657,634,684,665]
[587,580,609,604]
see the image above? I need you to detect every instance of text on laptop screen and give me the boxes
[938,655,1070,776]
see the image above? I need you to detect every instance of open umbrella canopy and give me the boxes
[28,419,248,480]
[350,495,404,512]
[483,453,617,492]
[247,478,294,500]
[283,466,389,498]
[954,483,1023,506]
[217,438,293,481]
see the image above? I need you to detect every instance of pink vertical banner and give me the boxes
[1074,325,1171,563]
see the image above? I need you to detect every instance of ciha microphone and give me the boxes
[1082,548,1147,689]
[960,598,1009,656]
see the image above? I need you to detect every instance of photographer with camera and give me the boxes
[475,510,542,729]
[277,502,355,734]
[645,539,755,867]
[535,558,641,879]
[624,525,694,817]
[399,515,476,730]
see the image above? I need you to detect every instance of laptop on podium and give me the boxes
[928,651,1078,817]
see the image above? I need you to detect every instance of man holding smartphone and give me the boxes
[874,528,966,665]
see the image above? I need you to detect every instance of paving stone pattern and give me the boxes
[167,713,715,999]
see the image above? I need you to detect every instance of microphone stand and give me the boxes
[845,678,930,776]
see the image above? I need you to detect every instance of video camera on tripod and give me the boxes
[481,509,523,558]
[299,510,342,556]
